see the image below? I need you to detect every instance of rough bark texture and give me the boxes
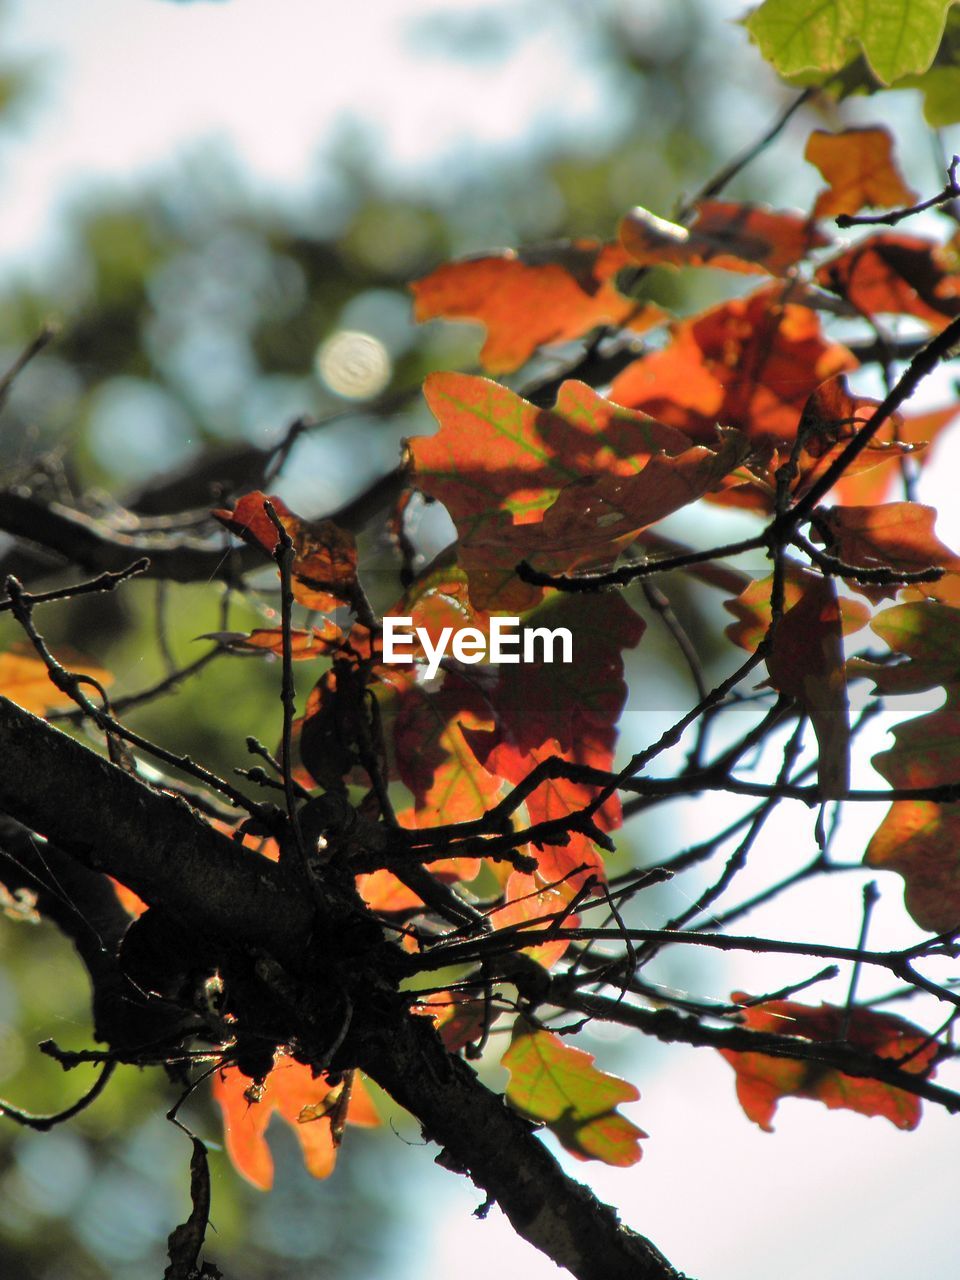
[0,698,313,964]
[0,696,687,1279]
[358,1012,686,1280]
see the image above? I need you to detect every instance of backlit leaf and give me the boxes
[745,0,955,85]
[503,1019,645,1165]
[766,575,851,796]
[815,234,960,330]
[213,1056,378,1191]
[610,287,857,444]
[805,127,918,218]
[213,490,358,612]
[410,241,665,374]
[620,201,827,275]
[0,646,112,716]
[818,503,960,601]
[721,994,937,1130]
[862,601,960,929]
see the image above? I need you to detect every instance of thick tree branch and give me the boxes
[357,1011,687,1280]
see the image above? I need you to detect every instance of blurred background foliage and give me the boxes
[0,1,855,1275]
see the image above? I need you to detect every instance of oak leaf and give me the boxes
[213,491,357,612]
[610,287,857,444]
[213,1057,379,1191]
[620,200,827,275]
[410,241,664,374]
[503,1019,645,1165]
[815,234,960,330]
[805,127,918,218]
[721,994,937,1131]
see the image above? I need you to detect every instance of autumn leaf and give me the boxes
[410,373,694,609]
[0,646,112,716]
[412,990,494,1052]
[856,601,960,930]
[831,403,960,506]
[620,200,827,275]
[487,870,581,969]
[610,286,857,445]
[199,622,344,658]
[486,431,751,590]
[213,1056,379,1191]
[815,234,960,330]
[392,675,504,827]
[409,241,664,374]
[805,127,918,218]
[721,994,937,1131]
[724,566,870,654]
[817,503,960,601]
[213,490,358,612]
[745,0,955,85]
[411,373,691,526]
[502,1019,645,1165]
[766,575,851,796]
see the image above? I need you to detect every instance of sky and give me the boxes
[1,3,959,1279]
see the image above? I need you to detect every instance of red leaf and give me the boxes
[815,234,960,330]
[720,995,937,1132]
[213,491,357,612]
[610,287,857,445]
[410,241,665,374]
[620,200,828,275]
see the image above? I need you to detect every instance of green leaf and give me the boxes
[502,1019,645,1166]
[745,0,957,85]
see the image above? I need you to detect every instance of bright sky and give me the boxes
[1,3,958,1278]
[0,0,625,279]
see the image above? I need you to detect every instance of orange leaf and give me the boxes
[805,128,918,219]
[620,200,828,275]
[766,575,851,797]
[610,287,857,445]
[818,503,960,601]
[200,623,343,658]
[410,241,664,374]
[860,601,960,930]
[832,403,960,506]
[484,431,751,588]
[0,646,112,716]
[720,995,937,1132]
[412,990,494,1052]
[410,374,693,609]
[815,234,960,330]
[213,1055,378,1191]
[487,870,581,969]
[503,1019,645,1165]
[213,491,357,612]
